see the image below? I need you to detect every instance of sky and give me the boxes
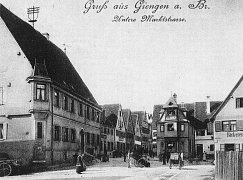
[1,0,243,113]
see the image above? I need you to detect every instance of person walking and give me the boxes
[203,151,207,161]
[124,151,126,162]
[127,150,131,168]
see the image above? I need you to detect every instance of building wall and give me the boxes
[0,18,32,115]
[214,81,243,152]
[0,16,101,166]
[0,17,36,166]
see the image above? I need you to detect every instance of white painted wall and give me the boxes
[214,78,243,151]
[0,17,32,116]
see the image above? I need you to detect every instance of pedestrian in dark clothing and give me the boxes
[162,152,166,165]
[124,152,126,162]
[166,151,170,163]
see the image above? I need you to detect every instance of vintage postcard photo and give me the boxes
[0,0,243,179]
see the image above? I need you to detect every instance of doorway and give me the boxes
[80,129,85,154]
[196,144,203,157]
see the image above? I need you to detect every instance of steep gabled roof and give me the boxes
[131,114,139,132]
[122,109,134,134]
[101,104,120,127]
[122,109,130,128]
[0,4,98,105]
[152,105,163,129]
[163,96,178,108]
[211,75,243,121]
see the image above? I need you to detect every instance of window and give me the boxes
[230,121,237,131]
[236,98,243,108]
[223,121,236,132]
[70,129,76,143]
[91,109,95,121]
[87,106,90,119]
[104,128,107,134]
[223,121,229,131]
[79,103,83,116]
[97,135,100,145]
[160,125,164,132]
[96,112,100,123]
[62,127,69,142]
[107,128,110,134]
[210,144,214,151]
[54,90,59,107]
[167,124,174,131]
[111,129,113,135]
[84,105,87,118]
[220,144,225,151]
[70,99,75,113]
[111,142,113,150]
[167,109,176,116]
[180,124,185,131]
[235,144,240,151]
[36,84,46,101]
[196,129,205,136]
[54,125,61,141]
[37,122,43,139]
[0,123,7,140]
[86,132,90,144]
[0,124,3,139]
[63,95,68,110]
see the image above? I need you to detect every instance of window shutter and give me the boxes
[237,120,243,131]
[215,121,222,132]
[207,122,213,134]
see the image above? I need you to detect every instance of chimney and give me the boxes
[42,33,49,40]
[206,96,210,115]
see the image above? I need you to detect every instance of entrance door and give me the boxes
[80,129,85,154]
[196,144,203,157]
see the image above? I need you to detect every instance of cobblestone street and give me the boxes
[4,158,215,180]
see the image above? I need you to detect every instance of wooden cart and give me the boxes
[169,152,183,170]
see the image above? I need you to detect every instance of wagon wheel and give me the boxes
[137,158,145,168]
[0,163,12,176]
[133,158,139,167]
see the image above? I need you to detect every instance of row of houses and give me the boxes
[152,75,243,160]
[100,105,152,157]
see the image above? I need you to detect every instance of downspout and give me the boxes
[50,85,54,165]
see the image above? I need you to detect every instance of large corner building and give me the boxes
[0,4,101,168]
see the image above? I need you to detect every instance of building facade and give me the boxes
[122,109,134,152]
[0,4,101,168]
[157,94,196,158]
[100,110,115,156]
[212,75,243,152]
[132,111,151,153]
[102,104,126,155]
[131,114,142,150]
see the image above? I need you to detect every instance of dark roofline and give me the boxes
[0,4,99,108]
[210,75,243,121]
